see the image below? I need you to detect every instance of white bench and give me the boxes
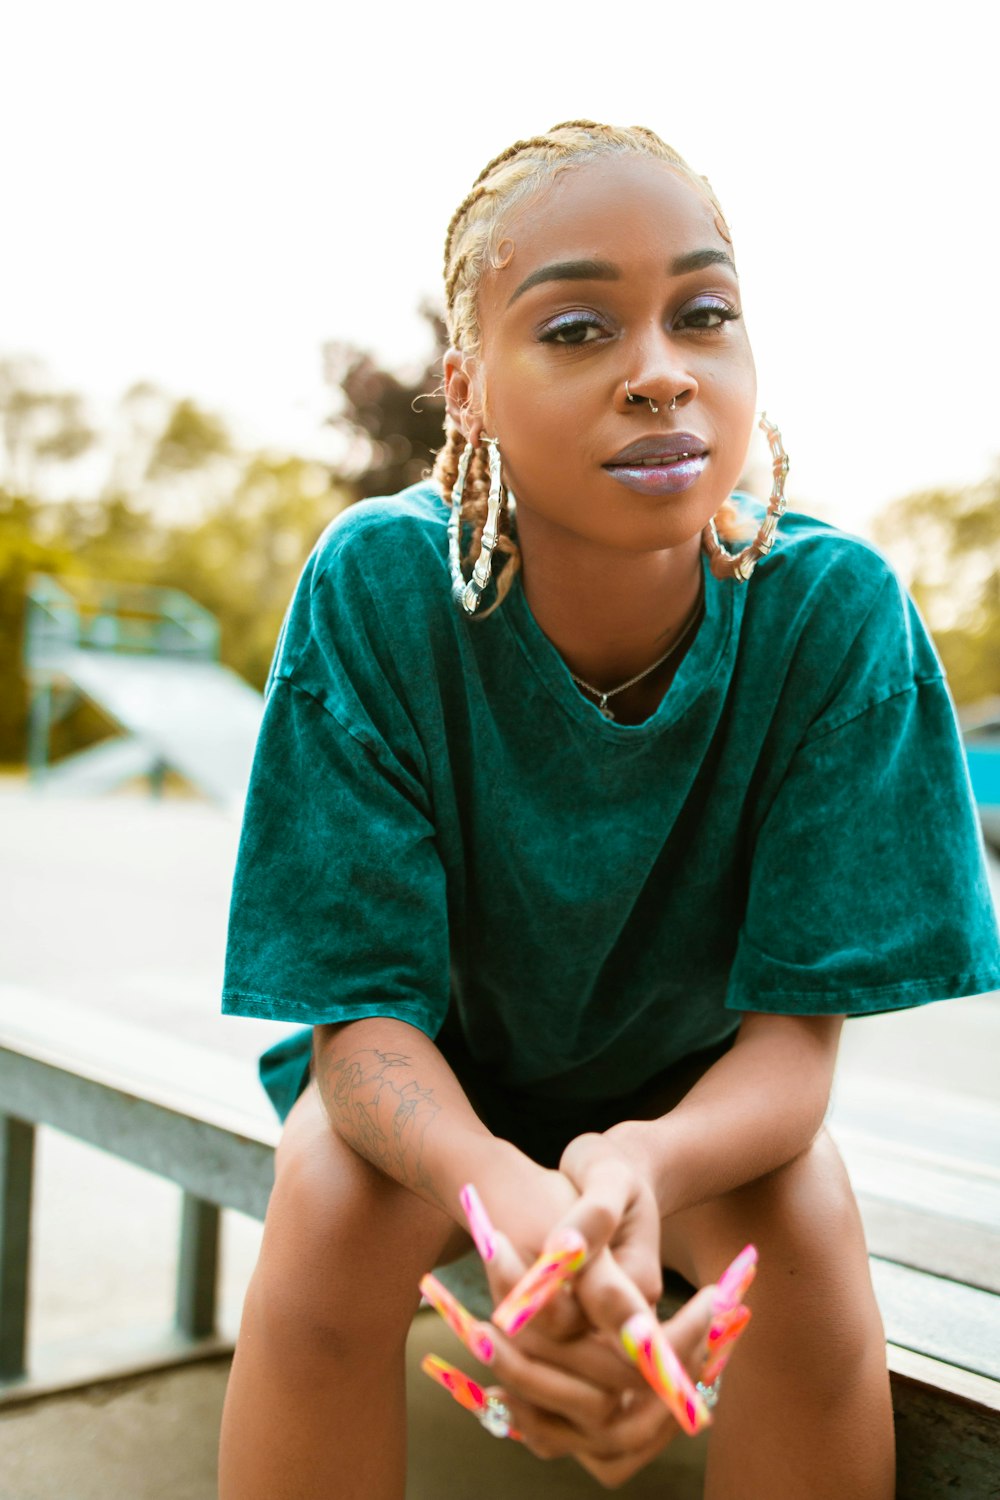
[1,989,998,1498]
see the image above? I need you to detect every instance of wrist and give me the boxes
[603,1116,685,1217]
[436,1133,547,1225]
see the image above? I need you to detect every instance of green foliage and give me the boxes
[0,491,78,762]
[145,398,233,477]
[0,356,98,496]
[0,359,355,765]
[872,466,1000,707]
[323,302,447,500]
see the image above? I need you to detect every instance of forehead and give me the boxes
[481,155,731,317]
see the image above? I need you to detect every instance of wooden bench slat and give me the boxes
[829,1074,1000,1175]
[833,1136,1000,1230]
[857,1195,1000,1295]
[870,1258,1000,1384]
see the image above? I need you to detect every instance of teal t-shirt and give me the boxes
[222,481,1000,1123]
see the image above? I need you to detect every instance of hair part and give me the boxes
[432,120,740,617]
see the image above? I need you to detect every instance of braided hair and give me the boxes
[433,121,740,617]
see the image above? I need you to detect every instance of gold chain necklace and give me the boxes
[569,583,704,721]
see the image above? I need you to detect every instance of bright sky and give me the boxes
[3,0,997,534]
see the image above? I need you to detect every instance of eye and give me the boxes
[678,300,742,331]
[538,313,608,346]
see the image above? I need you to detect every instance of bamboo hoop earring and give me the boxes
[447,434,506,615]
[701,413,789,581]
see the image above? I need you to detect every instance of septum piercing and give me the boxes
[625,380,676,413]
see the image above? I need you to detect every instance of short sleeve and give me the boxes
[222,675,450,1036]
[725,675,1000,1015]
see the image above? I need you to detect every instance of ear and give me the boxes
[443,347,485,444]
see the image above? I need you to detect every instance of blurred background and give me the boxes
[1,2,998,1495]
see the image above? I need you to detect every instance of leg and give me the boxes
[218,1079,470,1500]
[661,1128,895,1500]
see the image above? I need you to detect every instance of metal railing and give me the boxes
[24,574,219,668]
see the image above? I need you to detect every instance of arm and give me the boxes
[312,1015,527,1217]
[603,1011,845,1218]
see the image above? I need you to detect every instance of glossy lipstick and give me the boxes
[604,432,709,496]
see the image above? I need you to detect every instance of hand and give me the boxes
[555,1126,665,1335]
[486,1276,718,1488]
[470,1161,652,1408]
[476,1129,711,1487]
[433,1161,754,1488]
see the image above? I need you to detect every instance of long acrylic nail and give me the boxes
[620,1312,712,1437]
[707,1301,752,1353]
[714,1244,758,1314]
[704,1305,752,1383]
[459,1183,497,1264]
[419,1273,496,1364]
[492,1228,587,1336]
[421,1354,488,1415]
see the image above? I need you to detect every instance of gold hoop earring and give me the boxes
[701,413,789,581]
[447,434,506,614]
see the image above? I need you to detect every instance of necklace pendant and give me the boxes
[598,701,615,721]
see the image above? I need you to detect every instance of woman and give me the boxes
[218,122,1000,1498]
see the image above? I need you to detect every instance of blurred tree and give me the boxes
[0,356,98,498]
[145,396,234,478]
[0,313,452,765]
[0,489,78,762]
[322,301,447,500]
[155,452,348,688]
[872,465,1000,707]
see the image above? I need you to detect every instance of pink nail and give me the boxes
[708,1302,752,1351]
[492,1229,587,1336]
[419,1273,496,1364]
[459,1183,497,1264]
[620,1311,712,1436]
[714,1244,758,1314]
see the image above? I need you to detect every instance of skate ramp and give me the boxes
[40,650,263,812]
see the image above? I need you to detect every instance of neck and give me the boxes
[515,510,706,692]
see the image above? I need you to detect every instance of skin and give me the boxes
[443,154,757,720]
[218,157,895,1499]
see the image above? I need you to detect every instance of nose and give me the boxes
[618,325,698,413]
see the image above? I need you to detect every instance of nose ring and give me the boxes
[625,380,677,414]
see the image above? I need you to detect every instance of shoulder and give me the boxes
[731,494,945,728]
[268,479,458,707]
[737,494,897,603]
[309,479,450,589]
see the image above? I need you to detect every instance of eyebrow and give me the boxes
[507,248,737,307]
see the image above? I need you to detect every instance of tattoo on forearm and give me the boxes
[317,1047,444,1205]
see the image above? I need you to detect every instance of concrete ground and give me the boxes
[0,777,997,1497]
[0,1315,709,1500]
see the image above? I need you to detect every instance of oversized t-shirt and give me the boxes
[222,481,1000,1122]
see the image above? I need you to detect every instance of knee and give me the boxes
[756,1128,866,1269]
[721,1132,884,1377]
[249,1100,452,1357]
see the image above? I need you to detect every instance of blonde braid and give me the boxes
[433,121,740,618]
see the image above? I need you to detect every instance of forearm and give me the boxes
[311,1016,527,1218]
[619,1013,844,1218]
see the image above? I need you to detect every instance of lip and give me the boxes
[604,432,709,465]
[604,454,708,496]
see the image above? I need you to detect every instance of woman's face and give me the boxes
[450,155,757,556]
